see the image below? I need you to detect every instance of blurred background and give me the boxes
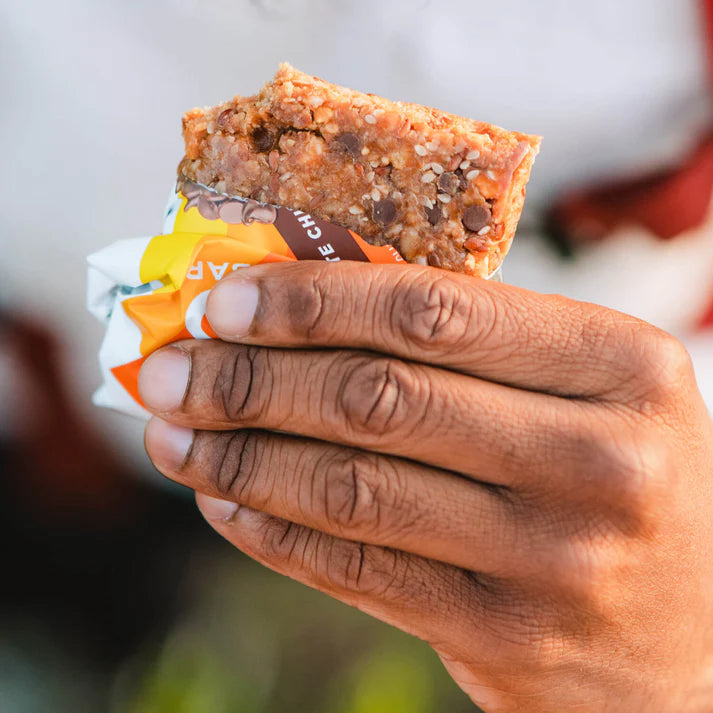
[2,1,713,711]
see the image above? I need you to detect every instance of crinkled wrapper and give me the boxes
[87,182,501,419]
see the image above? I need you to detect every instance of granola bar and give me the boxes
[180,63,541,277]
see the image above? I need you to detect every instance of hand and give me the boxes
[138,261,713,712]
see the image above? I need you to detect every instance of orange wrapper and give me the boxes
[87,182,404,418]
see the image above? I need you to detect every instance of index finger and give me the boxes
[205,261,660,400]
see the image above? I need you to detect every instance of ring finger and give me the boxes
[146,418,534,575]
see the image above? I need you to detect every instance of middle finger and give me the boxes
[145,420,526,575]
[139,339,606,494]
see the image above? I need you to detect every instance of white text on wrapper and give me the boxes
[292,210,340,261]
[186,261,250,281]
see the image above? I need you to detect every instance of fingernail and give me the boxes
[196,492,239,522]
[206,278,259,338]
[144,417,193,469]
[138,347,190,411]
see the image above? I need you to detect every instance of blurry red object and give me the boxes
[546,0,713,329]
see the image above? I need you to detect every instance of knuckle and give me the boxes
[393,274,478,351]
[260,518,305,565]
[211,346,266,422]
[320,452,403,537]
[628,328,694,404]
[591,428,670,519]
[550,537,620,612]
[336,356,420,436]
[284,270,333,339]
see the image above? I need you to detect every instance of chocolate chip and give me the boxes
[243,200,278,225]
[334,132,362,158]
[427,252,442,268]
[437,172,460,196]
[457,170,469,191]
[181,180,202,199]
[462,204,492,233]
[216,109,233,129]
[372,199,397,226]
[219,199,246,224]
[184,196,200,212]
[197,196,220,220]
[425,205,442,225]
[250,125,274,152]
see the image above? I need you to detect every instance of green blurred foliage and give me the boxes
[113,542,477,713]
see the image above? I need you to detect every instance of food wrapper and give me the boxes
[87,182,405,419]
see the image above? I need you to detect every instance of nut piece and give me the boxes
[216,109,233,129]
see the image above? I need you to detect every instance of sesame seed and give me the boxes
[421,172,436,184]
[487,170,497,180]
[426,141,439,151]
[420,195,433,208]
[371,188,381,201]
[466,169,480,181]
[392,191,403,200]
[349,205,364,215]
[459,160,471,171]
[381,157,390,165]
[431,162,444,174]
[364,114,377,124]
[413,255,428,265]
[361,147,370,156]
[366,171,375,182]
[280,172,292,181]
[478,226,491,235]
[437,193,451,203]
[466,150,480,161]
[370,160,379,167]
[414,144,428,156]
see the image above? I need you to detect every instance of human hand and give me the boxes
[139,261,713,712]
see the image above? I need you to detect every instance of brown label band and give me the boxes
[275,208,369,262]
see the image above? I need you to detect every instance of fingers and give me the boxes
[194,493,488,661]
[205,261,659,400]
[145,418,529,575]
[138,339,602,490]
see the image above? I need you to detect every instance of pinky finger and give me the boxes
[195,493,486,657]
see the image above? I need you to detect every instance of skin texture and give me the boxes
[139,261,713,712]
